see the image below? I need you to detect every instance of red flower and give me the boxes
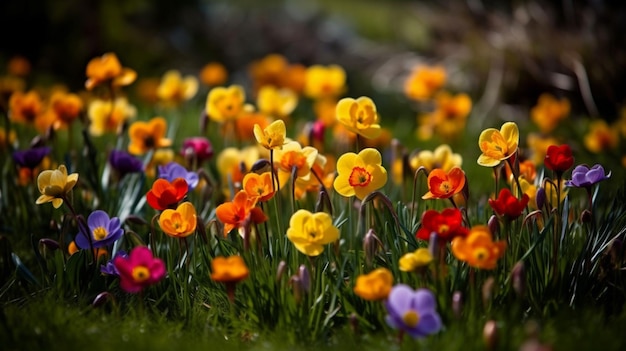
[416,208,468,242]
[544,144,574,174]
[146,178,188,211]
[488,188,529,220]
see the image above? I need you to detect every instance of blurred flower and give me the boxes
[256,85,298,119]
[566,164,611,188]
[100,250,127,276]
[335,96,382,139]
[157,70,198,106]
[304,64,346,100]
[233,109,271,142]
[243,172,275,202]
[108,149,143,179]
[13,146,51,169]
[85,52,137,91]
[159,202,197,238]
[145,149,175,178]
[399,248,434,272]
[215,190,267,237]
[489,188,529,220]
[254,119,286,150]
[88,97,137,136]
[313,99,338,127]
[286,209,339,256]
[8,90,43,125]
[543,179,568,209]
[516,177,539,210]
[249,54,289,92]
[417,92,472,140]
[49,91,83,129]
[404,65,446,101]
[333,148,387,200]
[181,137,213,163]
[530,94,570,134]
[505,157,537,183]
[409,144,462,173]
[478,122,519,167]
[526,133,560,166]
[451,226,506,270]
[295,153,336,200]
[274,141,318,183]
[135,77,160,104]
[205,85,246,123]
[114,246,165,293]
[385,285,442,338]
[75,210,124,249]
[210,255,249,283]
[544,144,574,175]
[200,62,228,86]
[416,208,468,242]
[35,165,79,208]
[353,268,393,301]
[128,117,172,155]
[422,167,465,200]
[146,178,188,211]
[7,55,31,76]
[158,162,198,190]
[217,146,260,194]
[584,120,618,153]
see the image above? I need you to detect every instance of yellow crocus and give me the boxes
[335,96,382,139]
[35,165,79,208]
[286,209,339,256]
[477,122,519,167]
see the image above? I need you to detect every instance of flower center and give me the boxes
[280,151,307,171]
[473,247,489,262]
[402,310,420,328]
[93,226,108,241]
[438,224,450,234]
[438,180,452,194]
[348,167,372,187]
[132,266,151,283]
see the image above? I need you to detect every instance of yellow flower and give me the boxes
[335,96,382,139]
[333,148,388,200]
[274,141,318,182]
[85,52,136,91]
[304,64,346,100]
[128,117,172,155]
[88,97,137,136]
[399,248,433,272]
[200,62,228,87]
[409,144,462,173]
[294,153,336,200]
[477,122,519,167]
[205,85,246,123]
[516,177,538,210]
[353,268,393,301]
[418,92,472,140]
[158,202,197,238]
[530,94,570,134]
[404,65,446,101]
[256,85,298,119]
[584,120,618,153]
[253,119,286,150]
[157,70,199,105]
[526,133,560,166]
[286,209,339,256]
[217,146,261,196]
[451,226,506,270]
[35,165,79,208]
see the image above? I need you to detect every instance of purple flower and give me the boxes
[181,137,213,163]
[565,164,611,188]
[12,146,51,169]
[158,161,199,190]
[100,250,128,276]
[76,210,124,249]
[385,284,442,339]
[109,149,143,178]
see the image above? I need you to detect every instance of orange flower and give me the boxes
[530,93,570,133]
[146,178,188,211]
[127,117,172,155]
[205,85,246,123]
[584,120,618,153]
[9,90,43,124]
[158,202,197,238]
[249,54,289,92]
[422,167,466,200]
[243,172,275,202]
[215,190,267,237]
[200,62,228,87]
[274,141,318,183]
[451,226,506,270]
[404,65,446,101]
[50,91,83,129]
[353,268,393,301]
[210,255,249,283]
[418,91,472,140]
[85,52,137,91]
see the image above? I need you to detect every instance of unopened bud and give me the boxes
[349,312,359,335]
[250,159,271,173]
[428,232,438,259]
[512,261,526,298]
[298,264,310,293]
[488,215,499,237]
[580,209,592,223]
[482,276,495,309]
[39,238,60,251]
[483,320,498,350]
[536,187,546,210]
[289,275,303,304]
[92,291,111,308]
[452,291,463,318]
[363,229,382,266]
[276,260,287,282]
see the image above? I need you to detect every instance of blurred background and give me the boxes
[1,0,625,120]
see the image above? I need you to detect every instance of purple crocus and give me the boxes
[109,149,143,178]
[75,210,124,249]
[158,161,199,190]
[12,146,51,169]
[385,284,442,339]
[100,250,128,276]
[565,164,611,188]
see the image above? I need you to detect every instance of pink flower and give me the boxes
[114,246,166,293]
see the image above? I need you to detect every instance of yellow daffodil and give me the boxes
[85,52,136,91]
[200,62,228,87]
[304,64,346,100]
[531,93,570,134]
[157,70,199,106]
[353,268,393,301]
[35,165,79,208]
[335,96,382,139]
[404,65,446,101]
[286,209,339,256]
[205,85,246,123]
[399,248,434,272]
[584,120,618,153]
[409,144,463,173]
[451,226,506,270]
[253,119,286,150]
[127,117,172,155]
[477,122,519,167]
[256,85,298,119]
[88,97,137,136]
[333,148,387,200]
[274,141,318,182]
[158,202,197,238]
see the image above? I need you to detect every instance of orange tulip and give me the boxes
[215,190,267,237]
[422,167,466,200]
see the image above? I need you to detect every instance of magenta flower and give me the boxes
[385,284,442,339]
[181,137,213,163]
[566,164,611,188]
[114,246,166,293]
[75,210,124,249]
[158,161,199,190]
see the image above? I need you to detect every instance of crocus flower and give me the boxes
[417,91,472,141]
[286,209,339,256]
[158,162,198,190]
[181,137,213,163]
[451,226,507,270]
[422,167,466,200]
[146,178,188,211]
[108,149,143,178]
[85,52,137,91]
[128,117,172,155]
[335,96,382,139]
[49,91,83,129]
[566,164,611,188]
[584,120,618,153]
[477,122,519,167]
[88,97,137,136]
[404,65,446,101]
[254,119,287,151]
[544,144,574,174]
[530,93,570,134]
[333,148,388,200]
[210,255,249,302]
[409,144,462,173]
[488,188,529,220]
[384,285,442,338]
[205,85,246,123]
[243,172,275,202]
[399,248,434,272]
[304,64,346,100]
[8,90,43,124]
[256,85,298,119]
[156,69,198,106]
[158,202,197,238]
[114,246,166,293]
[416,208,469,242]
[13,146,51,169]
[35,165,79,208]
[75,210,124,249]
[199,62,228,87]
[101,250,127,276]
[353,268,393,301]
[274,141,318,182]
[215,190,267,237]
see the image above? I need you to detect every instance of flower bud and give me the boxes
[349,312,359,334]
[512,261,526,298]
[275,260,287,282]
[536,187,546,210]
[452,291,463,318]
[298,264,311,293]
[580,209,592,223]
[92,291,111,308]
[428,232,438,259]
[250,159,271,173]
[289,275,303,304]
[482,276,495,309]
[488,215,499,237]
[39,238,60,251]
[363,228,382,266]
[483,320,498,350]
